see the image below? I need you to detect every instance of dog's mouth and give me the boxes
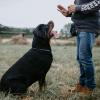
[47,21,54,37]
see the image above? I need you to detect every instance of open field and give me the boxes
[0,44,100,100]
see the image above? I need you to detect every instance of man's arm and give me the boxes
[76,0,100,13]
[68,0,100,14]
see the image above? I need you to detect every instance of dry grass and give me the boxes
[0,44,100,100]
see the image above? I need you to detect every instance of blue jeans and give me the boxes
[77,32,96,89]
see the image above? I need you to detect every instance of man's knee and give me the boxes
[78,56,93,66]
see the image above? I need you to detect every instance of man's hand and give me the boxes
[57,5,69,17]
[68,5,76,13]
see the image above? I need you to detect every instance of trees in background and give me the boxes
[59,23,72,38]
[0,24,33,35]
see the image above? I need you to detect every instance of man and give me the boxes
[57,0,100,95]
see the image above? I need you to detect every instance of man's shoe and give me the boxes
[80,86,93,95]
[68,83,93,95]
[74,83,84,92]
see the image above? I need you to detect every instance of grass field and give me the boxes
[0,43,100,100]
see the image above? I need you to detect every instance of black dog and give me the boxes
[0,21,54,95]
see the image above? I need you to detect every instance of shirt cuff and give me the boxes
[76,5,81,12]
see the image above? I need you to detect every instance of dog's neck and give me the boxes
[32,37,51,51]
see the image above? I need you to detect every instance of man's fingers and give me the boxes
[68,7,73,13]
[57,9,62,13]
[68,5,73,8]
[57,5,66,10]
[57,9,66,13]
[68,5,76,13]
[57,9,65,15]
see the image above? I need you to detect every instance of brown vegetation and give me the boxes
[10,34,29,45]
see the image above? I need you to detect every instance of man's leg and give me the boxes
[77,33,85,86]
[78,32,96,89]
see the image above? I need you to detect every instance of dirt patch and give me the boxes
[10,34,29,45]
[1,38,76,46]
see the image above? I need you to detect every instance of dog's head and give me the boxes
[33,21,54,39]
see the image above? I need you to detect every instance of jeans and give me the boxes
[77,32,96,89]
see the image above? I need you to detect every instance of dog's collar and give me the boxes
[32,48,51,52]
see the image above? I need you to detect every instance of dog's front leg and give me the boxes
[38,76,47,92]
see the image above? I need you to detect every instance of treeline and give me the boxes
[0,24,33,35]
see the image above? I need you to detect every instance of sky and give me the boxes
[0,0,74,31]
